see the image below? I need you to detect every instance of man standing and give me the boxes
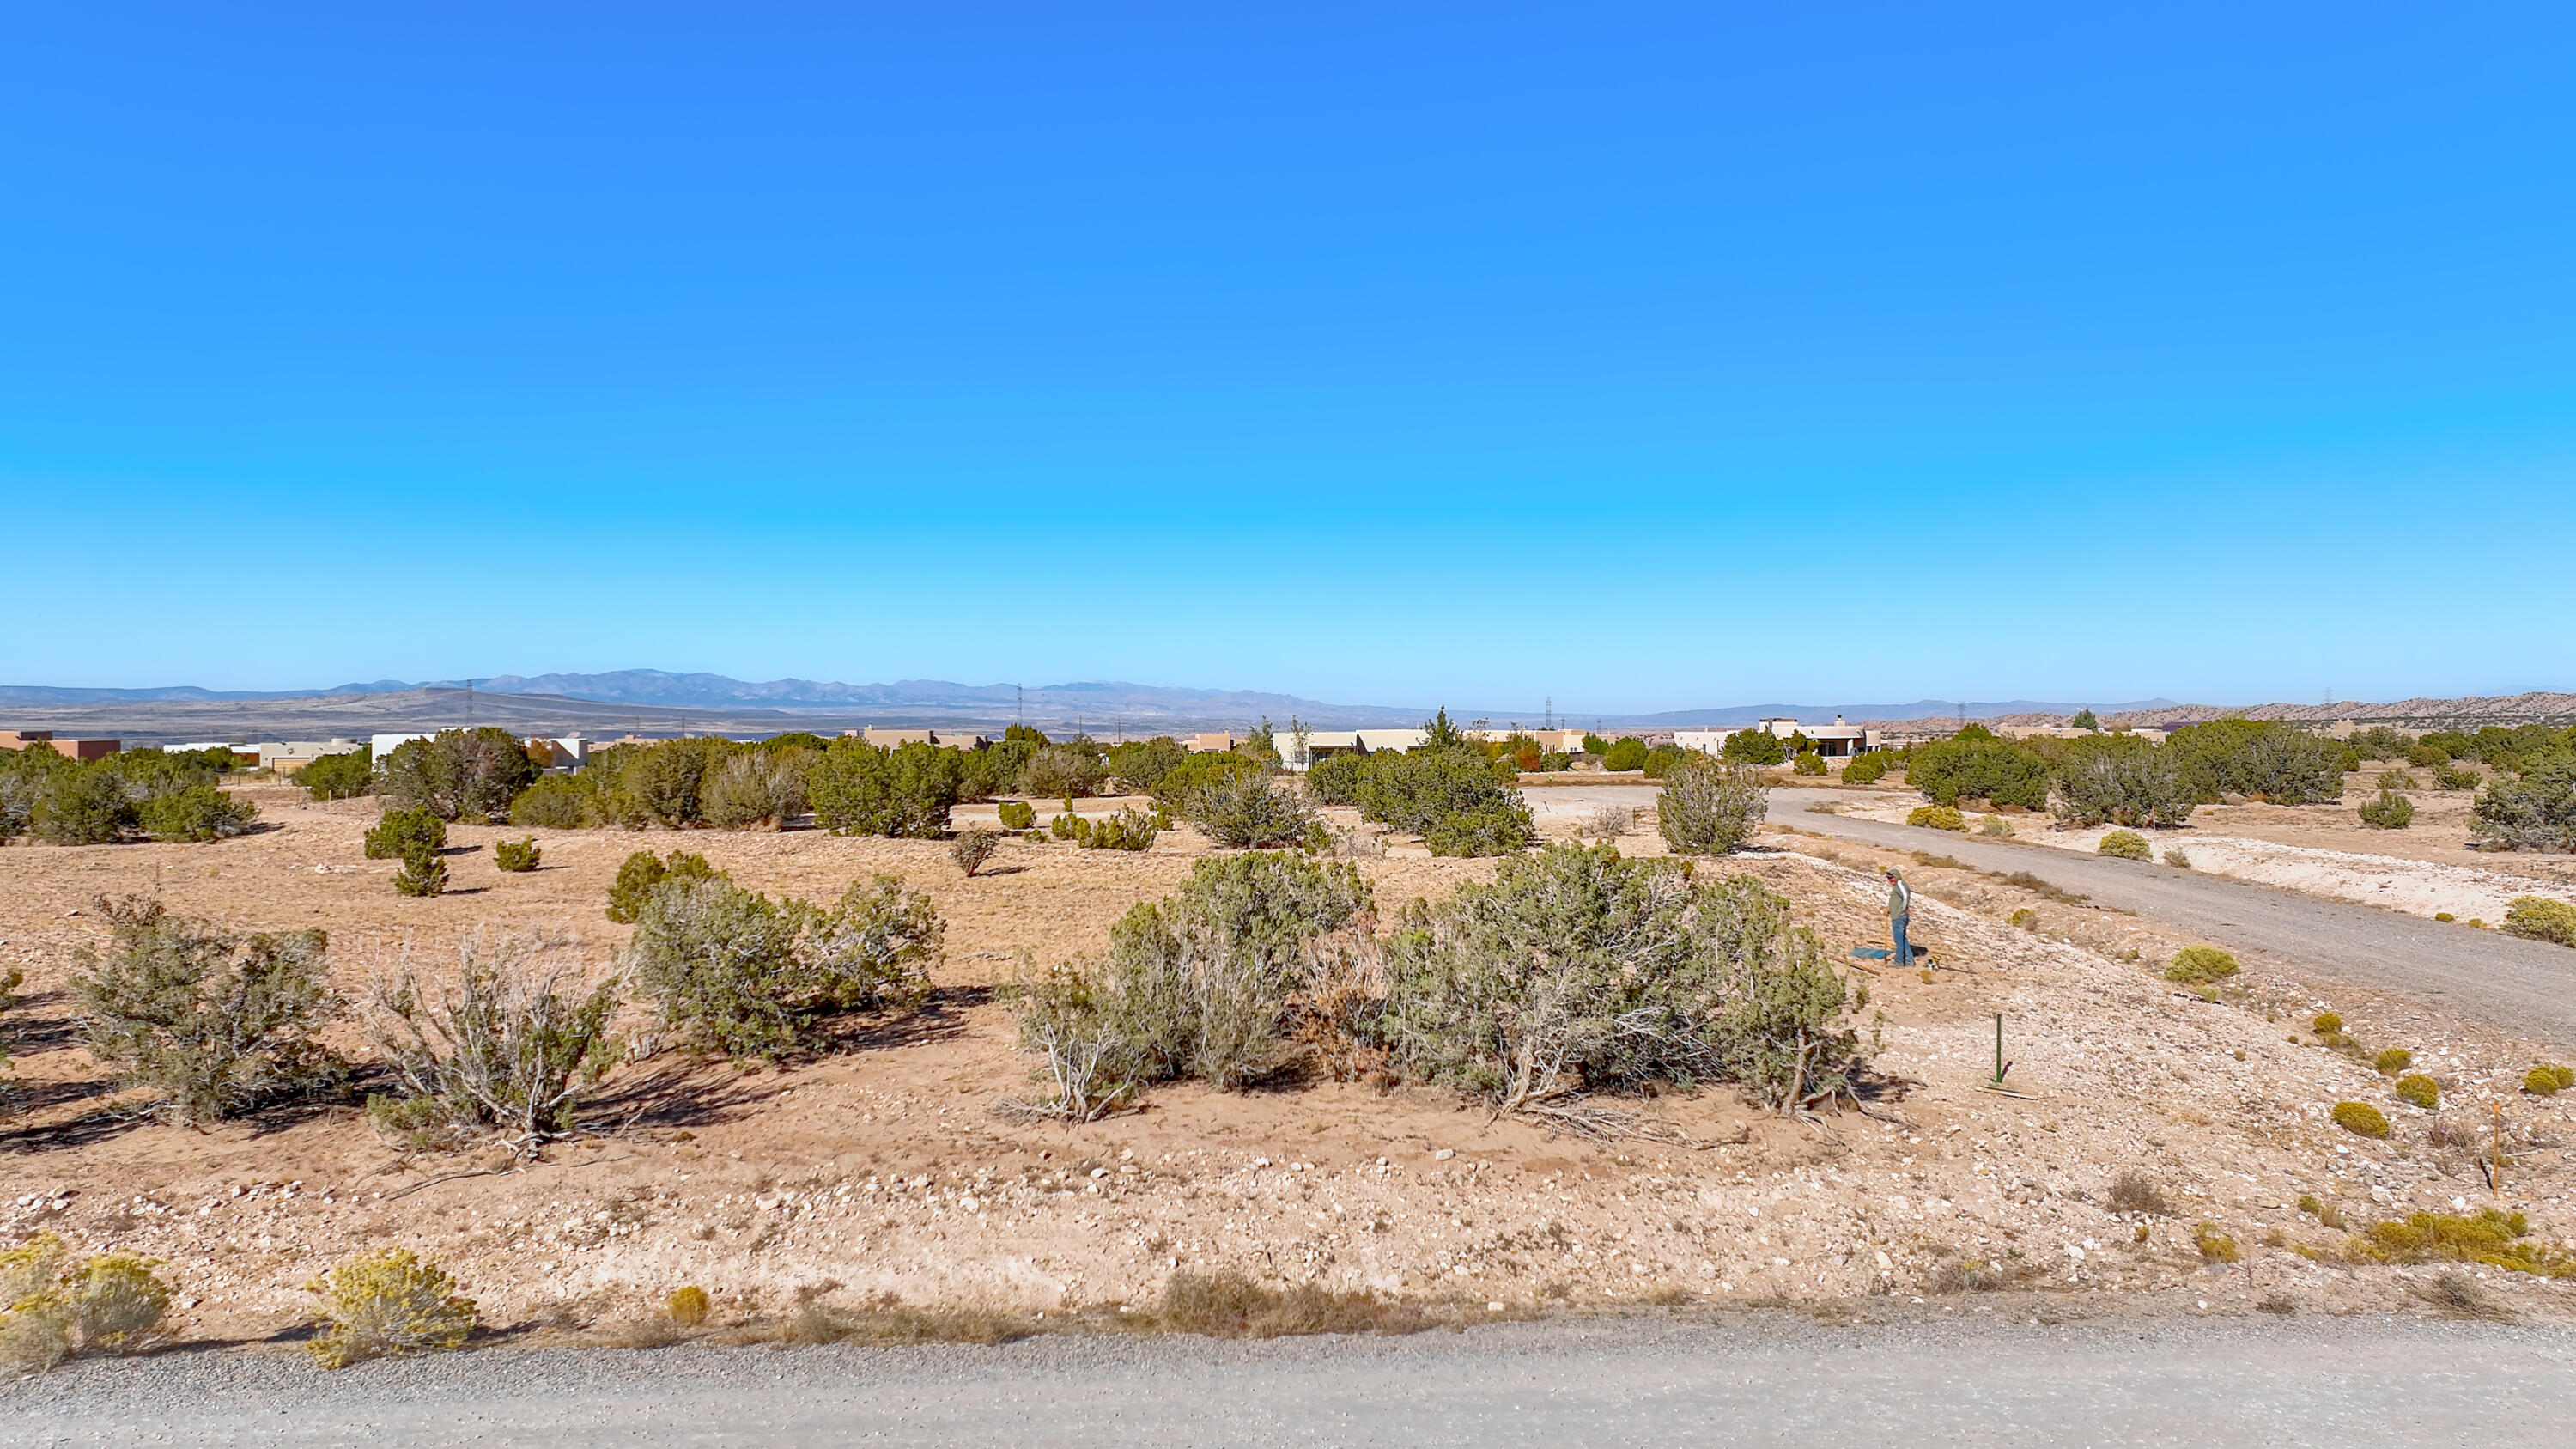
[1885,867,1915,964]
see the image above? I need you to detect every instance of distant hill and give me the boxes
[2102,692,2576,729]
[9,671,2567,746]
[1610,698,2181,728]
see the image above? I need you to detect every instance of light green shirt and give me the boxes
[1887,877,1911,922]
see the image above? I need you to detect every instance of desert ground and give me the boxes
[2,776,2573,1358]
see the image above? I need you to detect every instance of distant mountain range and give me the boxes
[3,671,2567,746]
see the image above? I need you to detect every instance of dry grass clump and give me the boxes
[2297,1194,2348,1230]
[1926,1256,2040,1294]
[950,827,1000,878]
[667,1285,710,1325]
[2000,872,2087,904]
[2192,1223,2240,1263]
[1586,804,1631,838]
[1978,814,2014,837]
[2332,1101,2390,1139]
[2104,1170,2172,1216]
[305,1249,478,1368]
[1136,1270,1429,1338]
[775,1296,1026,1347]
[2373,1047,2414,1076]
[2255,1293,2295,1316]
[2414,1271,2516,1320]
[1905,806,1966,831]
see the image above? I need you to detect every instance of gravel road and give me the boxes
[1534,782,2576,1049]
[6,1315,2568,1447]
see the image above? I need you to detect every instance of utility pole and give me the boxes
[465,679,476,727]
[1546,696,1552,731]
[1016,685,1024,730]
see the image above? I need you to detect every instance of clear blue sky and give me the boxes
[5,4,2572,714]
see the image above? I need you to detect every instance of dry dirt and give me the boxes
[2,781,2573,1353]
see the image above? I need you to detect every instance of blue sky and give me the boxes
[4,3,2572,714]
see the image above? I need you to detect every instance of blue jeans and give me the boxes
[1893,915,1912,964]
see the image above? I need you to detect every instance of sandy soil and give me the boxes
[1,782,2573,1350]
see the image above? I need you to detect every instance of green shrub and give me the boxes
[1084,806,1161,851]
[1304,751,1372,804]
[1790,752,1826,776]
[996,800,1036,831]
[1906,805,1966,831]
[2523,1064,2574,1095]
[2358,788,2415,830]
[1384,844,1868,1116]
[1012,853,1370,1099]
[1657,754,1770,855]
[300,750,374,801]
[2312,1011,2342,1034]
[2164,720,2346,805]
[1720,729,1788,766]
[605,849,719,924]
[1017,742,1107,799]
[1051,811,1090,843]
[492,837,542,872]
[377,728,538,823]
[626,874,939,1058]
[2164,946,2239,983]
[508,775,593,829]
[1602,738,1650,773]
[808,740,962,838]
[1908,736,2049,809]
[305,1249,477,1368]
[2050,734,2193,827]
[1425,804,1539,857]
[364,807,447,861]
[2346,726,2414,762]
[392,852,447,897]
[2331,1101,2390,1139]
[2373,1047,2413,1075]
[2393,1073,2440,1110]
[2409,740,2454,768]
[2501,895,2576,947]
[138,784,258,843]
[1347,749,1526,839]
[2376,770,2419,791]
[2348,1209,2576,1277]
[1182,770,1320,849]
[31,764,138,844]
[1841,752,1893,785]
[1105,738,1190,795]
[2433,764,2482,791]
[70,896,344,1123]
[1152,752,1263,811]
[702,749,811,830]
[1641,743,1688,778]
[2097,829,2153,861]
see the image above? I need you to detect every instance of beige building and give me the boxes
[1674,716,1881,758]
[0,731,121,761]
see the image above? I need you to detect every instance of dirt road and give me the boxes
[1530,783,2576,1049]
[9,1316,2569,1447]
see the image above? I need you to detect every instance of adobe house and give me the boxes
[0,731,122,761]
